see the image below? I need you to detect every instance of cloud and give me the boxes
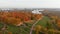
[0,0,60,8]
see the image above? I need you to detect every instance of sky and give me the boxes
[0,0,60,8]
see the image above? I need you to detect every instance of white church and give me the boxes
[32,9,44,14]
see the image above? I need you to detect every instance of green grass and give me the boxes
[0,23,4,29]
[36,16,50,28]
[7,25,19,34]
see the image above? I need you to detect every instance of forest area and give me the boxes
[0,10,60,34]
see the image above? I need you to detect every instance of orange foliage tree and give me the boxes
[0,11,43,26]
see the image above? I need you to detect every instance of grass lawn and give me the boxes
[36,16,50,28]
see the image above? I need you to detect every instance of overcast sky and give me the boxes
[0,0,60,8]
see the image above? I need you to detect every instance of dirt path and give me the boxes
[29,16,44,34]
